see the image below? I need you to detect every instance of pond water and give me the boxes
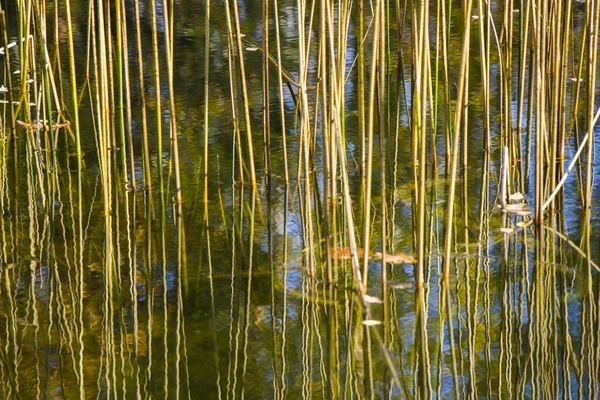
[1,0,600,398]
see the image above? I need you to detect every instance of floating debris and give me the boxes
[371,252,417,264]
[362,320,383,326]
[329,247,416,264]
[502,203,532,216]
[0,35,33,55]
[391,282,414,290]
[330,246,367,260]
[516,220,533,228]
[509,192,525,201]
[363,294,383,304]
[16,119,71,131]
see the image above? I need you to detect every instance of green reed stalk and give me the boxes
[584,1,599,211]
[361,0,382,285]
[477,0,490,173]
[36,6,56,222]
[583,4,600,393]
[358,0,365,199]
[115,0,128,182]
[0,6,16,256]
[533,0,546,226]
[379,0,388,335]
[102,0,119,185]
[17,0,31,114]
[318,0,332,283]
[443,0,474,280]
[390,0,405,253]
[412,0,429,290]
[161,0,183,212]
[204,0,211,223]
[321,0,336,388]
[149,0,167,241]
[296,0,316,277]
[0,9,15,130]
[332,0,352,241]
[568,19,587,204]
[460,32,470,247]
[271,0,292,391]
[272,0,289,185]
[548,3,559,219]
[262,0,271,178]
[431,0,441,177]
[501,0,513,185]
[52,2,63,102]
[230,0,257,187]
[133,0,153,195]
[516,0,528,188]
[118,0,136,191]
[558,1,573,201]
[222,0,245,184]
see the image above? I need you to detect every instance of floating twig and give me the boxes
[16,119,71,131]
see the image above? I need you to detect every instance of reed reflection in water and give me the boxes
[0,0,600,398]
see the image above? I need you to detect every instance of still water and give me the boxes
[1,0,600,398]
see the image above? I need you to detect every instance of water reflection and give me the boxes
[0,0,599,398]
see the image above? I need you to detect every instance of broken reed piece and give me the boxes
[329,247,416,264]
[16,119,71,131]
